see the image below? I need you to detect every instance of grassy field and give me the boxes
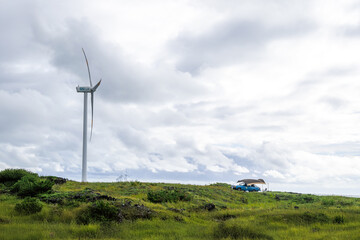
[0,179,360,240]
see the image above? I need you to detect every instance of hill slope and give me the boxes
[1,178,360,239]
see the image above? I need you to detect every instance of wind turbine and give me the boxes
[76,48,102,182]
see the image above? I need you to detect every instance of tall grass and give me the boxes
[0,176,360,239]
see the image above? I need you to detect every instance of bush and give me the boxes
[273,211,330,225]
[213,212,237,221]
[116,201,153,222]
[77,200,154,224]
[77,201,119,224]
[0,169,37,187]
[300,212,329,224]
[333,215,345,224]
[321,198,335,206]
[42,176,67,185]
[209,183,231,187]
[147,189,191,203]
[38,189,116,206]
[11,175,54,197]
[0,217,10,224]
[213,222,273,239]
[39,192,68,204]
[0,183,6,193]
[15,197,43,215]
[293,195,315,204]
[337,199,354,207]
[321,198,354,207]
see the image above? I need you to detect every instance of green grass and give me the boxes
[0,180,360,239]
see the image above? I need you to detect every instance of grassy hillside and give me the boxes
[0,171,360,239]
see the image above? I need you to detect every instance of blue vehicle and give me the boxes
[231,179,266,192]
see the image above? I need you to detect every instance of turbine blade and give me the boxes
[90,92,94,141]
[82,48,93,87]
[92,79,102,92]
[89,79,101,141]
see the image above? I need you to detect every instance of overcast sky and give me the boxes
[1,0,360,195]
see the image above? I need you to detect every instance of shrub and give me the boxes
[0,169,37,187]
[0,183,6,193]
[11,175,54,197]
[15,197,43,215]
[77,200,154,224]
[147,189,191,203]
[130,180,141,186]
[0,217,10,224]
[333,215,345,224]
[209,183,231,187]
[273,211,330,225]
[275,194,293,201]
[77,201,119,224]
[213,222,273,240]
[38,189,116,206]
[42,176,67,185]
[337,199,354,207]
[269,211,331,225]
[321,198,335,206]
[38,192,68,204]
[293,195,315,204]
[204,203,216,211]
[71,188,116,202]
[300,212,329,224]
[321,198,354,207]
[116,202,153,222]
[213,212,237,221]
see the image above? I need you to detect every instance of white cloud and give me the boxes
[263,170,286,179]
[232,165,249,175]
[0,0,360,194]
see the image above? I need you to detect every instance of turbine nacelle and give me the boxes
[76,86,91,92]
[76,80,101,93]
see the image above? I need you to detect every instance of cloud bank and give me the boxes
[1,0,360,195]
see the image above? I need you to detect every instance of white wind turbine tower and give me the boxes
[76,48,102,182]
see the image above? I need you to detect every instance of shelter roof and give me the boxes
[237,179,266,185]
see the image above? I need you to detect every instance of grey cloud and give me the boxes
[341,15,360,37]
[0,7,89,174]
[175,101,256,121]
[1,0,360,195]
[0,1,40,63]
[251,125,284,132]
[0,89,53,145]
[212,105,255,119]
[147,108,189,126]
[260,110,298,117]
[117,127,150,151]
[251,141,294,169]
[324,67,357,76]
[288,77,324,100]
[319,96,348,110]
[116,168,249,184]
[225,153,256,170]
[32,19,207,104]
[309,141,360,157]
[288,67,355,103]
[170,19,313,75]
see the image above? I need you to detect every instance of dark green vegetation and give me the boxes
[0,169,360,239]
[14,197,43,215]
[147,188,191,203]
